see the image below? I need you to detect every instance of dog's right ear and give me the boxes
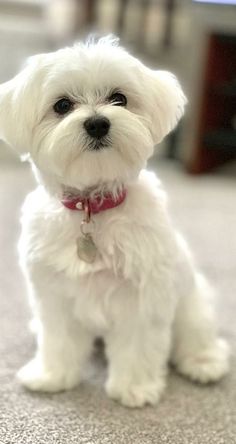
[0,78,18,151]
[0,55,45,156]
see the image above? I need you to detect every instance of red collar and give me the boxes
[61,189,127,214]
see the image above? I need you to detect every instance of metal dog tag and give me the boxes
[77,234,97,263]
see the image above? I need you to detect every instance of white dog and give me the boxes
[0,37,229,407]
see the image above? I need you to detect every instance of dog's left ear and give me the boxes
[138,64,187,144]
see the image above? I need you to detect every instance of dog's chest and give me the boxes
[21,201,126,279]
[20,174,171,285]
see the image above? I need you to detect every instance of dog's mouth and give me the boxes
[87,136,112,152]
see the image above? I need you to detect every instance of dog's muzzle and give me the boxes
[84,116,110,139]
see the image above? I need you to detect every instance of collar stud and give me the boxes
[75,202,83,210]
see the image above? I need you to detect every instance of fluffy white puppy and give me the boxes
[0,37,229,407]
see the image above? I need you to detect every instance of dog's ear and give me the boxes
[0,55,44,156]
[138,64,187,144]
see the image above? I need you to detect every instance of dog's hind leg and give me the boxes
[170,272,230,383]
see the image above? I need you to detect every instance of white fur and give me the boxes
[0,37,229,407]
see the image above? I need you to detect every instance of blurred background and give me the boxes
[0,0,235,171]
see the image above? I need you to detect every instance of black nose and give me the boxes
[84,116,110,139]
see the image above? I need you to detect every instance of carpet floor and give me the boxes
[0,159,235,444]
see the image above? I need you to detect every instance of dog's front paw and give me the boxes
[175,339,230,384]
[17,359,81,393]
[105,377,166,408]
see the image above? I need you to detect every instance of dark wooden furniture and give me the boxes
[188,32,236,173]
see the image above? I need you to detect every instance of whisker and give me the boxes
[83,136,112,151]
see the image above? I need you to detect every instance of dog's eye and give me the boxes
[53,98,74,115]
[108,92,127,107]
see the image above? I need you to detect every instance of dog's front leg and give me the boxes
[18,265,94,393]
[105,306,172,408]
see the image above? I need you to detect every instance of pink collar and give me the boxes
[61,189,127,214]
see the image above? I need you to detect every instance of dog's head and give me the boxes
[0,36,186,191]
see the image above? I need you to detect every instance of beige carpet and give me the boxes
[0,159,235,444]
